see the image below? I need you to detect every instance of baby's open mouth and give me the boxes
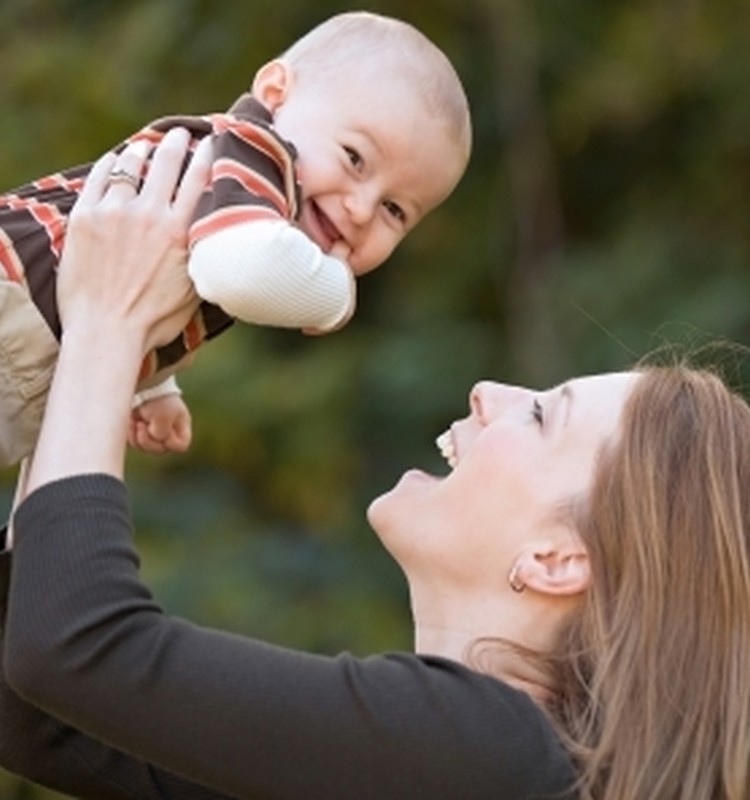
[311,202,341,250]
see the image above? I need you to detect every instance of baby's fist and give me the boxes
[129,393,192,455]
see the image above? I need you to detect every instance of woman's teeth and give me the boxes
[435,430,457,468]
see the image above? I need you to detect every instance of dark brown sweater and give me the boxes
[2,475,576,799]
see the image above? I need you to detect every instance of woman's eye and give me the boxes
[343,146,363,170]
[532,399,544,426]
[383,199,406,223]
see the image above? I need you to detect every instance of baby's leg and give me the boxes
[6,456,31,548]
[0,280,58,469]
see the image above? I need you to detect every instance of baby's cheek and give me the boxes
[351,246,391,277]
[350,260,372,277]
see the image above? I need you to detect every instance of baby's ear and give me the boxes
[251,60,293,113]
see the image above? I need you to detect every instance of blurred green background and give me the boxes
[2,0,750,796]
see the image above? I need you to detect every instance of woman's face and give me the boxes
[367,372,639,584]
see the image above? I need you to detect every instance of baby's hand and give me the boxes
[128,393,192,455]
[303,245,356,337]
[329,239,352,264]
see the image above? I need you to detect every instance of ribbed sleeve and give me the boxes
[189,220,353,331]
[7,475,576,800]
[0,519,242,799]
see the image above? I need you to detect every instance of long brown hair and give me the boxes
[552,365,750,799]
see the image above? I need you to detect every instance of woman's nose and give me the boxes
[469,381,527,424]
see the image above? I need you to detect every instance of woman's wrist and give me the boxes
[60,320,140,400]
[24,326,138,495]
[61,318,146,370]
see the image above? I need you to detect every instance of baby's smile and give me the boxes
[304,200,342,252]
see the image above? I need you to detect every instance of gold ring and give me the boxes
[108,168,140,189]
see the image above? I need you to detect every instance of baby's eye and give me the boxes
[343,146,363,170]
[383,199,406,224]
[532,398,544,426]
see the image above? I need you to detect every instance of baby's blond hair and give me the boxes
[281,11,471,164]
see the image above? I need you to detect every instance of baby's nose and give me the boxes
[345,186,378,224]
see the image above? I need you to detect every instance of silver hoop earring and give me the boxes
[508,562,525,593]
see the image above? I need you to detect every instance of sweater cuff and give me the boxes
[13,474,130,544]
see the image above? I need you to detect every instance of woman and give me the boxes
[2,135,749,800]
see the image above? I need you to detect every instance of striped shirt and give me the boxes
[0,94,301,382]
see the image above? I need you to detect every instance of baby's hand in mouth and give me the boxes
[329,239,352,264]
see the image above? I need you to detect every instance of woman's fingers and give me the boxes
[101,139,152,204]
[172,135,213,224]
[75,151,117,207]
[75,127,209,226]
[138,127,192,205]
[74,139,152,213]
[138,127,212,228]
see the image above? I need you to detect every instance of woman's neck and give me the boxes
[409,582,562,702]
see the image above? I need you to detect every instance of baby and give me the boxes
[0,11,471,466]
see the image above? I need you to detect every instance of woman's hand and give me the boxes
[57,127,211,354]
[22,129,212,493]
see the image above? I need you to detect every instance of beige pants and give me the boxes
[0,280,59,468]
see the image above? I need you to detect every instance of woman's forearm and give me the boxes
[24,325,141,494]
[22,129,209,497]
[0,548,241,800]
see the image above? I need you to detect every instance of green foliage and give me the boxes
[3,0,750,794]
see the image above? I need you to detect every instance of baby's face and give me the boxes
[271,77,465,276]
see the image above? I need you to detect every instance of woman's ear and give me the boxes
[251,60,293,113]
[514,537,590,597]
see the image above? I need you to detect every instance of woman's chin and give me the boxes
[365,491,388,531]
[367,470,440,541]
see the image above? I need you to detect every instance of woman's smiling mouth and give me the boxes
[436,429,457,469]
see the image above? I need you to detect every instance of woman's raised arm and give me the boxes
[25,127,210,493]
